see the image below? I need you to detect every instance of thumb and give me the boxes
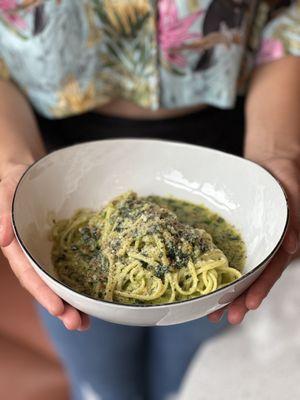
[0,176,18,247]
[262,158,300,255]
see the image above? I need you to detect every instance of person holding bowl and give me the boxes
[0,1,299,399]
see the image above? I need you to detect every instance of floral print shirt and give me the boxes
[0,0,299,118]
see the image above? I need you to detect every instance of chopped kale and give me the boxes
[167,245,189,269]
[229,235,239,241]
[53,192,245,303]
[147,225,160,235]
[110,238,121,251]
[91,227,99,239]
[79,227,91,242]
[198,238,209,253]
[155,264,169,278]
[56,254,66,262]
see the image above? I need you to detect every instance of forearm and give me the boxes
[0,80,45,176]
[245,56,300,163]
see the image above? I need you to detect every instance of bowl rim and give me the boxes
[12,138,289,309]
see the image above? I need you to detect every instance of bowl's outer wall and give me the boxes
[23,240,268,326]
[13,140,288,326]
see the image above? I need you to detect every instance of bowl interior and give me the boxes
[13,139,288,286]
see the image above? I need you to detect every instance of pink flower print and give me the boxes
[158,0,203,68]
[256,38,285,65]
[0,0,27,29]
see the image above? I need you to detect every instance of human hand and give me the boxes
[0,163,90,331]
[208,157,300,325]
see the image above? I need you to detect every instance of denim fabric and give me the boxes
[38,305,228,400]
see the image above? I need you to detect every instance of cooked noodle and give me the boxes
[51,192,242,304]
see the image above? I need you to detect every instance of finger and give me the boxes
[265,159,300,221]
[207,307,226,323]
[262,159,300,255]
[58,304,82,330]
[3,239,64,316]
[282,227,299,255]
[227,292,249,325]
[246,248,290,310]
[271,162,300,253]
[0,178,16,247]
[285,175,300,231]
[78,312,91,331]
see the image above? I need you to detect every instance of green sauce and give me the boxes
[145,196,246,272]
[52,194,246,303]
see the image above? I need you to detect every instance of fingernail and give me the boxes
[77,324,90,332]
[247,299,260,310]
[62,321,72,330]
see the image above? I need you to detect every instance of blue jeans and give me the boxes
[38,306,227,400]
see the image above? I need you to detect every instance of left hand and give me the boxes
[208,156,300,325]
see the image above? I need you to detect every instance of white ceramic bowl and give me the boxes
[12,139,288,326]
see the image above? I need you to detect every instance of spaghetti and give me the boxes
[51,192,242,304]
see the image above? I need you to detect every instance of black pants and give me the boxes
[37,98,245,156]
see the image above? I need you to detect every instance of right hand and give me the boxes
[0,163,90,331]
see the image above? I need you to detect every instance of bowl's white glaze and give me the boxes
[12,139,288,326]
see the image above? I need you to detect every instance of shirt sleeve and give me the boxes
[256,0,300,65]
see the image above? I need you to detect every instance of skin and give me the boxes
[0,82,89,331]
[0,57,299,331]
[209,56,300,324]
